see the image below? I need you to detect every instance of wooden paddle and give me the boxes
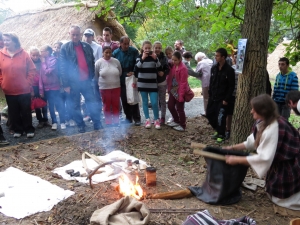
[191,142,226,161]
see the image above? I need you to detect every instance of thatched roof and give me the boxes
[0,2,127,51]
[267,41,300,78]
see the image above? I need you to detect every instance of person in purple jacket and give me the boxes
[39,45,66,130]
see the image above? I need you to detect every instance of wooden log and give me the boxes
[193,149,226,161]
[191,142,207,149]
[148,189,193,199]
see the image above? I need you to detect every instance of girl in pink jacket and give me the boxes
[166,51,189,131]
[39,45,65,130]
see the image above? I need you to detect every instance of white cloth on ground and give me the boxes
[0,167,74,219]
[52,150,148,184]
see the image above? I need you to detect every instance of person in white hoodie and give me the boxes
[194,52,213,115]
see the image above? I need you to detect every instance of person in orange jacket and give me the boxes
[0,32,35,138]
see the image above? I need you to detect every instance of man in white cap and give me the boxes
[83,28,102,61]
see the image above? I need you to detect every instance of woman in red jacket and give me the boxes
[0,33,35,138]
[167,51,189,131]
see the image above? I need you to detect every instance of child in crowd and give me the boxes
[165,46,174,124]
[29,46,49,128]
[167,51,189,131]
[135,40,162,129]
[52,42,74,126]
[165,46,174,64]
[52,42,63,58]
[39,45,66,130]
[153,41,169,124]
[95,46,122,126]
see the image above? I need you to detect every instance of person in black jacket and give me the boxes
[207,48,235,143]
[59,25,102,133]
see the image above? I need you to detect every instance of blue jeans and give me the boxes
[140,91,159,120]
[70,80,101,128]
[44,90,65,124]
[61,91,73,121]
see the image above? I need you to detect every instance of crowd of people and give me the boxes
[0,24,299,212]
[0,25,298,146]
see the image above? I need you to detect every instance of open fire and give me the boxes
[118,173,144,200]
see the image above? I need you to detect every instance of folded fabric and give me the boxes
[89,196,150,225]
[182,210,256,225]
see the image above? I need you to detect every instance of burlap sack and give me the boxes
[90,196,150,225]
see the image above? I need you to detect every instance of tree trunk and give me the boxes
[231,0,274,144]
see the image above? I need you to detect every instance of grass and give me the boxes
[289,114,300,129]
[188,76,202,88]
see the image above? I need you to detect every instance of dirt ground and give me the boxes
[0,115,294,225]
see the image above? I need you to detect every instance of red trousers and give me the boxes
[100,87,121,125]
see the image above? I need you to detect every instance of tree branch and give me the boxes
[217,0,227,17]
[232,0,244,21]
[284,0,300,11]
[120,0,139,19]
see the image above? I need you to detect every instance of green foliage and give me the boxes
[289,114,300,129]
[188,77,201,89]
[90,0,299,65]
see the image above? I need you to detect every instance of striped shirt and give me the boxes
[273,71,298,103]
[135,55,161,92]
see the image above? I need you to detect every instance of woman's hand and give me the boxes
[158,71,164,77]
[225,155,239,165]
[142,52,148,60]
[127,72,134,77]
[226,155,250,166]
[150,52,157,60]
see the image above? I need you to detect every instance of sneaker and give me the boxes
[145,119,151,129]
[27,133,35,138]
[0,134,9,145]
[37,122,44,129]
[83,116,91,122]
[173,125,185,132]
[52,123,58,130]
[13,133,21,138]
[216,136,225,143]
[225,131,231,140]
[211,132,218,140]
[94,123,103,130]
[61,123,66,129]
[167,117,174,124]
[44,122,52,127]
[78,126,86,133]
[160,117,165,125]
[154,120,161,130]
[69,120,75,127]
[134,121,141,126]
[167,121,180,127]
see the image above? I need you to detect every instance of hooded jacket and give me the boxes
[39,56,61,95]
[0,48,35,95]
[167,61,189,102]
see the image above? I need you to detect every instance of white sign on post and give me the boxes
[236,39,247,74]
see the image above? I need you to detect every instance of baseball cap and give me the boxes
[84,28,95,36]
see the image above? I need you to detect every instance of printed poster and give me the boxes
[236,39,247,73]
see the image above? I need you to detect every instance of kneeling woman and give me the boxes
[225,94,300,210]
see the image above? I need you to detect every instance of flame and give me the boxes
[118,174,143,200]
